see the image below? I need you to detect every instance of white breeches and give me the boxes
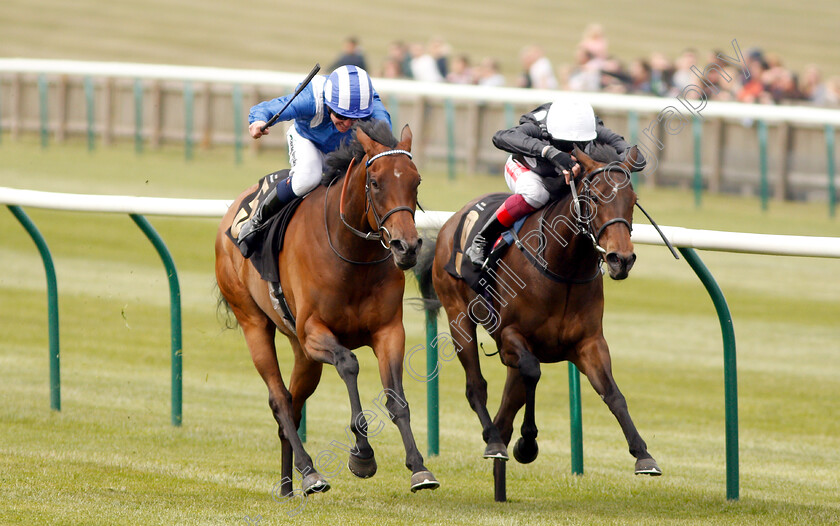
[502,156,551,208]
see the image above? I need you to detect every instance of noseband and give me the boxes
[339,149,416,249]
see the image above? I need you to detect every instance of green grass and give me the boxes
[2,0,840,82]
[1,138,839,525]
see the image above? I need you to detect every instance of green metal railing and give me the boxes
[426,310,440,457]
[130,214,183,426]
[9,206,184,426]
[679,247,739,500]
[8,205,60,411]
[568,363,584,475]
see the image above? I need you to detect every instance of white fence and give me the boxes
[1,59,839,203]
[2,186,839,257]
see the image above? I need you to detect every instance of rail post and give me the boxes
[679,247,738,500]
[129,214,182,426]
[8,205,60,411]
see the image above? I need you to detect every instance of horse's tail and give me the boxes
[214,281,239,330]
[412,237,441,317]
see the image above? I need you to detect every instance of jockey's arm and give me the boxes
[492,122,548,158]
[248,89,314,139]
[595,122,647,171]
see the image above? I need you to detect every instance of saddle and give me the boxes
[226,170,304,329]
[443,193,530,301]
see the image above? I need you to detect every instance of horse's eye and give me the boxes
[370,179,379,189]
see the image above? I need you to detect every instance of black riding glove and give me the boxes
[541,145,574,173]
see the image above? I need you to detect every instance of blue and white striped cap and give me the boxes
[324,65,374,119]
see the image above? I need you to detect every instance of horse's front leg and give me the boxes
[574,336,661,475]
[496,327,541,464]
[300,317,377,479]
[372,322,440,492]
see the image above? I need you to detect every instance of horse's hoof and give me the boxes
[513,437,539,464]
[483,442,509,460]
[302,472,331,495]
[634,458,662,476]
[409,470,440,492]
[348,452,377,479]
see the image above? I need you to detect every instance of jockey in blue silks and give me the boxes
[237,65,392,257]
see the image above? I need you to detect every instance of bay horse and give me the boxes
[417,144,660,477]
[215,120,439,496]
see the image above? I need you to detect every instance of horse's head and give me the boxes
[356,124,422,270]
[573,145,639,280]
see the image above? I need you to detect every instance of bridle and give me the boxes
[510,164,635,284]
[339,149,416,249]
[569,165,633,256]
[325,149,417,265]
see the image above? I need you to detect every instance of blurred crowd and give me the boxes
[329,29,840,108]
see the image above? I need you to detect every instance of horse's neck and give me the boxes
[536,196,599,274]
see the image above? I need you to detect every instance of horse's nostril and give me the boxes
[391,240,408,254]
[606,253,620,265]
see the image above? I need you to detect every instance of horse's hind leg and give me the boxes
[445,303,507,460]
[574,336,661,475]
[496,328,541,464]
[300,319,377,478]
[372,323,439,492]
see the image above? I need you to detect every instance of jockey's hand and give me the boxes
[563,157,581,185]
[249,121,269,139]
[542,145,574,174]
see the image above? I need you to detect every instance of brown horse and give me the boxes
[215,120,439,496]
[416,144,660,477]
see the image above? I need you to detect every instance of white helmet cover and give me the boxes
[545,96,597,141]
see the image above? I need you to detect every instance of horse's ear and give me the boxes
[573,145,598,172]
[398,124,413,151]
[620,146,641,173]
[356,126,374,153]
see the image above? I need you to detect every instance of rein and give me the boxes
[338,149,415,249]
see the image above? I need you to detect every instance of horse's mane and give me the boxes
[587,142,621,165]
[322,119,398,186]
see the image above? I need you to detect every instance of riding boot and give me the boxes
[464,194,538,268]
[237,177,297,258]
[464,214,507,268]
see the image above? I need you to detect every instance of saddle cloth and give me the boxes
[443,193,530,298]
[225,170,304,283]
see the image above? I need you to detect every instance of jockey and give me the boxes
[464,95,646,267]
[237,65,392,257]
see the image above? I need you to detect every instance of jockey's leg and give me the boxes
[465,157,547,267]
[236,127,324,257]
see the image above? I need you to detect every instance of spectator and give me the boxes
[409,42,445,82]
[387,40,412,78]
[518,45,558,89]
[476,57,506,87]
[380,57,404,79]
[670,48,698,95]
[330,36,367,71]
[628,59,652,94]
[578,23,609,60]
[446,54,475,84]
[566,46,601,92]
[648,52,673,96]
[428,36,451,79]
[801,65,830,105]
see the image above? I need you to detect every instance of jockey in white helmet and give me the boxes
[237,65,391,257]
[464,95,646,267]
